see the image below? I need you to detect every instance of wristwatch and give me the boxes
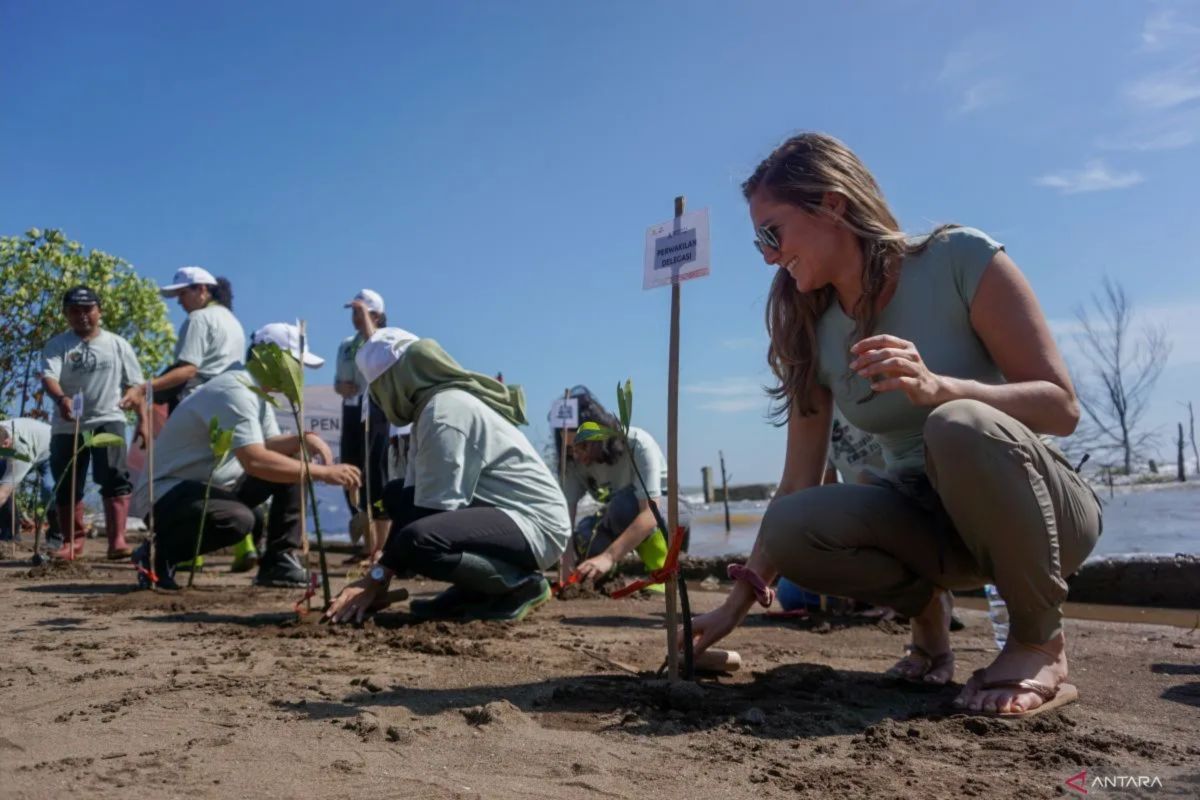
[368,564,389,585]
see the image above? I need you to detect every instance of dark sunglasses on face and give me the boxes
[753,224,781,254]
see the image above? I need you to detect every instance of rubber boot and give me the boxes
[634,528,669,595]
[51,503,86,560]
[104,496,132,560]
[230,533,258,573]
[409,552,530,620]
[449,552,550,622]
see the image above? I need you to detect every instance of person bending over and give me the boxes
[553,386,690,587]
[131,322,361,589]
[325,332,569,624]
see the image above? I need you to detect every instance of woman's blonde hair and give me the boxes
[742,132,953,421]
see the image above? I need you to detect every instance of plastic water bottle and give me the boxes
[984,584,1009,650]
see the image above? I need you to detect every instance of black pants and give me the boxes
[50,421,131,504]
[572,486,692,560]
[340,401,390,519]
[152,476,302,565]
[378,482,536,581]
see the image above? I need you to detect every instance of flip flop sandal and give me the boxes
[971,677,1079,718]
[884,644,954,687]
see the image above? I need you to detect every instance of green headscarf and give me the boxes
[368,338,527,428]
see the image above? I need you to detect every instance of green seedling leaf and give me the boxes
[575,421,619,443]
[246,343,303,407]
[208,416,234,461]
[86,432,125,449]
[81,430,94,447]
[0,446,31,462]
[241,377,281,409]
[213,430,234,461]
[617,379,633,432]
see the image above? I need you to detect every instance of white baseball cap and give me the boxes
[355,327,420,384]
[344,288,385,315]
[160,266,218,297]
[250,322,325,368]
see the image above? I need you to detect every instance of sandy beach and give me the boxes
[1,540,1198,800]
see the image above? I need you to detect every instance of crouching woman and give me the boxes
[326,332,570,624]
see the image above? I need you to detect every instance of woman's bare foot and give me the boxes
[886,588,954,685]
[954,634,1069,714]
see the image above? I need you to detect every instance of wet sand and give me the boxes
[2,540,1198,799]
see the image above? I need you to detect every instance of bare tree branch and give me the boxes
[1071,276,1173,475]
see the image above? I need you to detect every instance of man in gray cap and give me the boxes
[40,286,145,560]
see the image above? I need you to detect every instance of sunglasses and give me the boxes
[753,224,781,254]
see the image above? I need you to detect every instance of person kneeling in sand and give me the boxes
[689,132,1102,718]
[553,385,690,589]
[325,330,570,625]
[130,322,361,590]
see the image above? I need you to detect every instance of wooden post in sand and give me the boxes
[664,197,684,681]
[363,391,376,559]
[557,388,570,586]
[719,450,731,533]
[298,321,311,611]
[146,381,156,576]
[8,421,16,558]
[68,392,83,560]
[644,195,711,681]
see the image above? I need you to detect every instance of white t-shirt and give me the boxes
[405,389,569,569]
[131,370,279,516]
[1,418,52,487]
[560,426,666,511]
[40,329,145,434]
[175,303,246,390]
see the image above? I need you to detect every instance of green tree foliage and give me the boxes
[0,228,176,417]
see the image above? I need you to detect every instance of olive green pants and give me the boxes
[761,399,1102,644]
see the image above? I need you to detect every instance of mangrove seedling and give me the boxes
[188,416,234,588]
[574,379,694,678]
[243,342,331,607]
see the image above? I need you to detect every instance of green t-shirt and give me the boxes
[40,329,145,434]
[1,418,52,487]
[817,226,1005,475]
[175,303,246,388]
[406,389,570,570]
[130,369,280,517]
[561,426,667,511]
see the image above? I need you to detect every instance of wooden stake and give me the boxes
[665,195,684,682]
[363,391,375,560]
[298,321,311,611]
[557,387,569,586]
[68,399,82,561]
[9,421,16,558]
[719,449,731,533]
[146,381,156,577]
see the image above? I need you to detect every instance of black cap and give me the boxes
[62,286,100,307]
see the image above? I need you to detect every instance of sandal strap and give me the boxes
[976,677,1060,701]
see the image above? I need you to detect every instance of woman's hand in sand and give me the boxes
[324,578,383,625]
[849,335,947,406]
[577,552,615,582]
[685,594,753,655]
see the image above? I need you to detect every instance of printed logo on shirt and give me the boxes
[67,345,99,374]
[830,417,882,469]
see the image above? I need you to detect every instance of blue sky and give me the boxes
[3,1,1198,483]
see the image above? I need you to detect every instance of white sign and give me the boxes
[549,397,579,429]
[643,207,711,290]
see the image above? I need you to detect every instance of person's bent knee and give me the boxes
[924,398,997,463]
[759,488,827,581]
